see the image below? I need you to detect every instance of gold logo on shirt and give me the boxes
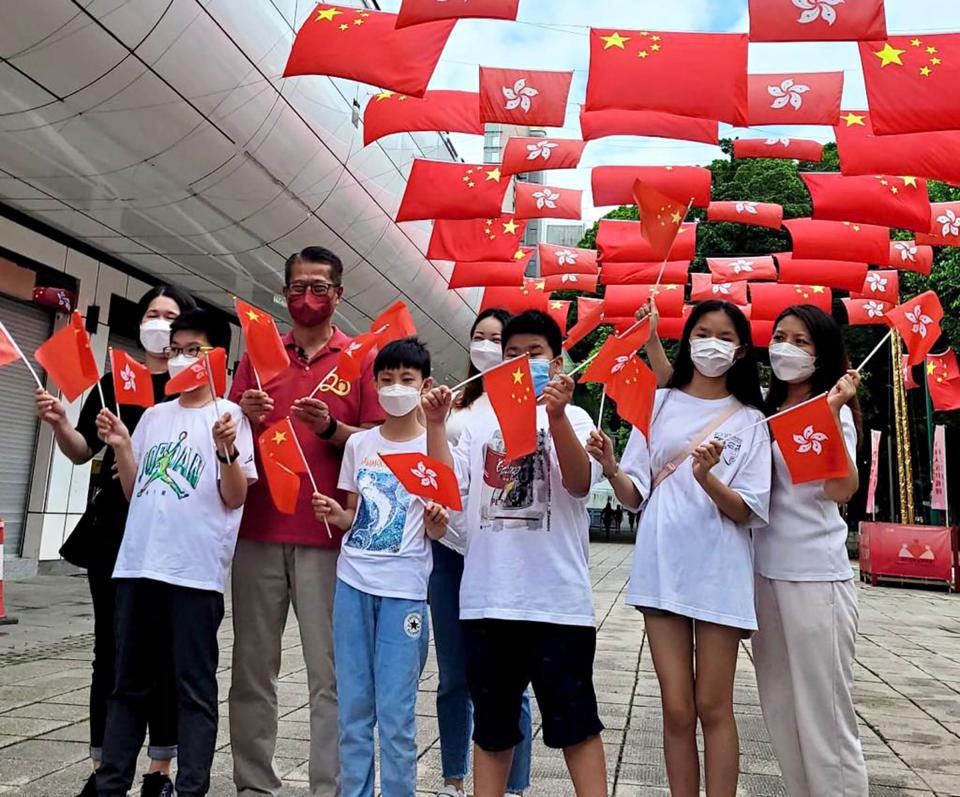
[317,370,352,397]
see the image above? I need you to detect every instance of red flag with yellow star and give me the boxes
[501,137,586,176]
[733,137,824,162]
[749,283,832,321]
[707,201,784,230]
[916,202,960,247]
[580,108,719,145]
[34,311,100,402]
[596,219,697,263]
[563,299,606,352]
[258,418,309,515]
[483,357,537,460]
[888,241,933,275]
[547,300,571,336]
[593,166,711,208]
[631,179,689,261]
[748,72,844,125]
[236,299,290,386]
[859,35,960,135]
[396,0,518,27]
[802,173,931,233]
[708,256,778,284]
[283,5,454,97]
[396,160,509,222]
[784,218,890,263]
[428,215,526,262]
[538,244,598,277]
[363,90,483,146]
[479,67,573,127]
[600,261,690,286]
[926,350,960,411]
[515,183,582,220]
[585,29,748,126]
[749,0,886,42]
[886,291,944,366]
[607,355,658,438]
[479,281,549,314]
[604,284,685,319]
[447,255,530,290]
[850,270,900,306]
[778,257,868,292]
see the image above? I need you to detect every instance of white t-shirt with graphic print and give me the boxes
[337,427,431,601]
[114,399,257,593]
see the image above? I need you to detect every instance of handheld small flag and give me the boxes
[380,452,463,511]
[35,311,100,402]
[0,321,43,389]
[885,291,944,366]
[235,299,289,387]
[483,356,537,461]
[258,418,309,515]
[607,355,658,439]
[164,348,227,396]
[110,350,154,408]
[768,395,849,484]
[580,319,651,385]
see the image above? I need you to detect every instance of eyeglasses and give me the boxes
[287,282,341,297]
[162,344,205,358]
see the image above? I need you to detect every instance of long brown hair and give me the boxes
[455,308,512,410]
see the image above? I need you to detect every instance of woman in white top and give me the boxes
[429,309,533,797]
[753,305,868,797]
[587,301,771,797]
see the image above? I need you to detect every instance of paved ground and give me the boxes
[0,543,958,796]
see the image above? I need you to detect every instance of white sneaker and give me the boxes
[437,786,465,797]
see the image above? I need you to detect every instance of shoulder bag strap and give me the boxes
[650,402,742,492]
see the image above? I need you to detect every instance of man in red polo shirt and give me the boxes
[229,247,382,797]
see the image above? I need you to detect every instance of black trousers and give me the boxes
[97,579,224,797]
[87,565,177,761]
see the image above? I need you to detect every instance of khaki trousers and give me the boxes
[229,539,340,797]
[752,576,869,797]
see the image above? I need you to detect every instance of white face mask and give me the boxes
[690,337,738,378]
[167,354,199,384]
[769,342,817,383]
[469,340,502,373]
[378,385,421,417]
[139,319,172,355]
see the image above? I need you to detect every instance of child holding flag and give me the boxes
[311,337,450,797]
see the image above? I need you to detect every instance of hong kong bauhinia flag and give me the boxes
[592,166,711,208]
[748,72,843,126]
[396,160,509,222]
[886,291,944,366]
[514,183,582,220]
[850,270,900,306]
[889,241,933,275]
[769,396,850,485]
[585,29,749,126]
[749,0,886,42]
[581,320,651,385]
[501,138,585,176]
[917,202,960,248]
[707,201,784,230]
[708,256,778,283]
[363,90,483,146]
[842,298,894,326]
[580,108,719,145]
[110,350,153,408]
[733,137,824,162]
[284,5,454,97]
[541,273,598,293]
[691,273,749,305]
[428,216,526,262]
[484,357,537,460]
[380,452,463,510]
[801,173,931,233]
[480,67,573,127]
[784,218,890,263]
[538,244,599,277]
[395,0,518,27]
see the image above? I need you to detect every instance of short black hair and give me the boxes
[374,337,431,378]
[136,284,196,320]
[284,247,344,286]
[501,310,563,357]
[170,309,232,352]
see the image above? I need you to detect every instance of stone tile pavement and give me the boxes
[0,543,958,796]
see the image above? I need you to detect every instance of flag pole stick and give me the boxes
[253,366,263,393]
[203,352,229,461]
[597,390,607,430]
[289,420,331,539]
[95,370,106,409]
[566,349,602,379]
[653,197,696,288]
[308,366,338,399]
[857,330,893,374]
[109,348,121,420]
[450,355,525,394]
[0,321,44,390]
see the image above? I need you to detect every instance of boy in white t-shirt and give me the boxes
[312,338,449,797]
[93,309,257,797]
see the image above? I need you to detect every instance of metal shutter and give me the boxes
[0,295,51,556]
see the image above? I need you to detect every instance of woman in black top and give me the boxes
[35,284,195,797]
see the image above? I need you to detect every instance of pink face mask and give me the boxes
[287,293,334,326]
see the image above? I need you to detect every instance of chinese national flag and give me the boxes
[748,72,843,125]
[889,241,933,275]
[607,354,658,438]
[0,322,23,368]
[691,273,748,305]
[777,257,868,291]
[483,357,537,460]
[886,291,944,366]
[916,202,960,247]
[842,298,894,325]
[750,284,832,321]
[428,215,526,262]
[784,218,890,263]
[580,107,719,145]
[448,256,529,290]
[802,173,931,233]
[600,261,690,286]
[164,348,227,397]
[514,183,582,220]
[539,244,598,277]
[110,350,153,408]
[541,273,598,293]
[707,256,778,283]
[259,418,308,515]
[850,270,900,305]
[733,137,824,162]
[752,320,775,349]
[380,452,463,510]
[597,219,697,263]
[547,300,571,335]
[479,67,573,127]
[236,299,290,385]
[593,166,711,208]
[603,284,685,319]
[653,306,694,340]
[363,90,483,146]
[34,311,100,402]
[749,0,886,42]
[585,29,749,126]
[502,137,585,176]
[396,0,518,27]
[903,355,920,390]
[632,180,689,261]
[859,35,960,135]
[480,281,549,315]
[707,201,784,230]
[337,332,379,382]
[926,350,960,411]
[370,301,417,344]
[581,320,652,385]
[397,160,509,222]
[563,299,606,351]
[769,396,850,484]
[835,110,960,186]
[284,5,454,97]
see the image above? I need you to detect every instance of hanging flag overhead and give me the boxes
[747,72,844,126]
[514,183,582,220]
[707,201,784,230]
[501,137,586,176]
[428,215,526,262]
[769,396,850,484]
[750,283,832,320]
[479,67,574,127]
[284,5,454,97]
[539,245,598,277]
[600,261,690,286]
[784,218,890,263]
[597,219,697,263]
[34,311,100,403]
[236,299,290,386]
[395,0,519,27]
[748,0,886,42]
[802,173,932,234]
[888,241,933,275]
[380,451,463,510]
[165,348,227,397]
[547,300,571,335]
[885,291,944,365]
[110,350,154,409]
[448,256,529,290]
[733,137,824,162]
[752,319,775,349]
[579,108,719,145]
[850,270,900,306]
[777,257,868,291]
[926,350,960,411]
[592,166,711,208]
[708,256,778,283]
[396,160,509,222]
[480,281,550,314]
[691,273,749,305]
[842,298,894,325]
[632,179,689,261]
[585,29,749,126]
[542,273,599,293]
[483,356,537,460]
[363,90,483,146]
[604,285,685,319]
[916,202,960,247]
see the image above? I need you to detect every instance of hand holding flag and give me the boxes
[110,350,154,409]
[484,356,537,460]
[235,299,289,388]
[380,452,463,511]
[885,290,944,365]
[35,311,101,403]
[769,395,849,484]
[0,321,44,389]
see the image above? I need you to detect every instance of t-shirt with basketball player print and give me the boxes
[113,399,257,593]
[336,427,432,601]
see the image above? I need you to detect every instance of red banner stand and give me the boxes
[859,522,959,592]
[0,519,18,625]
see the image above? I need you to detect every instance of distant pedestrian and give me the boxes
[601,499,614,539]
[614,505,623,536]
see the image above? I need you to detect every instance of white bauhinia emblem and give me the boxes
[560,273,579,284]
[503,78,538,113]
[411,461,438,490]
[894,242,918,262]
[905,305,934,338]
[730,259,755,274]
[344,341,363,357]
[865,300,886,318]
[793,0,844,26]
[768,78,811,110]
[736,201,758,215]
[555,249,579,267]
[794,424,829,455]
[937,208,960,237]
[527,141,558,161]
[865,272,888,293]
[611,355,630,375]
[765,137,792,146]
[120,364,137,392]
[533,188,560,209]
[713,283,732,295]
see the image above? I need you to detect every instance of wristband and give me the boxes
[216,447,239,465]
[317,416,338,440]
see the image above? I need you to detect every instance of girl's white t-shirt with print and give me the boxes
[337,427,431,601]
[114,399,257,593]
[622,389,772,630]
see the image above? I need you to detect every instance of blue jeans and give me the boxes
[334,579,429,797]
[429,541,532,793]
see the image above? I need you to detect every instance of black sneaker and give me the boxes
[78,772,98,797]
[140,771,175,797]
